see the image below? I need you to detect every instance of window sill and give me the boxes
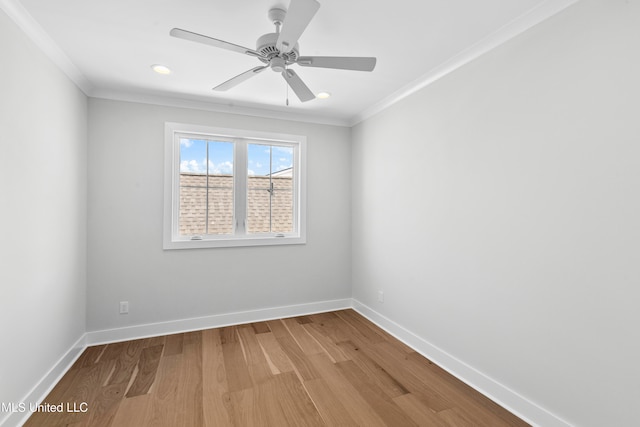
[163,235,306,250]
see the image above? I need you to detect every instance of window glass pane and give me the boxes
[271,146,293,233]
[272,145,293,175]
[179,138,233,236]
[207,140,234,234]
[179,139,207,236]
[207,141,234,176]
[247,175,271,233]
[247,144,294,234]
[179,184,207,236]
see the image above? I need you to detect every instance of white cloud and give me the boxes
[180,158,234,175]
[209,160,233,174]
[180,159,203,173]
[180,139,194,148]
[248,169,256,176]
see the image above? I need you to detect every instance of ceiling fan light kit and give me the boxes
[170,0,376,103]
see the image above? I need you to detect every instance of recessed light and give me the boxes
[151,64,172,75]
[316,91,331,99]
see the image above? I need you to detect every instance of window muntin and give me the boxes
[164,123,306,249]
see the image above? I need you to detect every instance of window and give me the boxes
[164,122,306,249]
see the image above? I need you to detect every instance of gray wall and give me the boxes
[0,7,87,415]
[351,1,640,426]
[87,99,352,331]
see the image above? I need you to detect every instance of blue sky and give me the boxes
[179,138,292,176]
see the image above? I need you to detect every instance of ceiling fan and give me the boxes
[170,0,376,102]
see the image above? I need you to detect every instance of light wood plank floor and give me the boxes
[24,310,529,426]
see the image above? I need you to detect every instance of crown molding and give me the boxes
[3,0,579,129]
[0,0,349,127]
[349,0,580,126]
[91,88,351,127]
[0,0,93,95]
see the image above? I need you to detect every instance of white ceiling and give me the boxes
[7,0,576,125]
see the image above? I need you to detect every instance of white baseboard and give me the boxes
[4,298,568,427]
[1,334,86,427]
[1,298,349,427]
[351,299,571,427]
[86,298,352,345]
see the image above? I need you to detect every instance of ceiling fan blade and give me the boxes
[282,69,315,102]
[297,56,377,72]
[213,66,268,91]
[170,28,265,59]
[276,0,320,53]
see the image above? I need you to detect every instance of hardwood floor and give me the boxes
[24,310,529,426]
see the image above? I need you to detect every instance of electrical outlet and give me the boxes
[377,291,384,303]
[119,301,129,314]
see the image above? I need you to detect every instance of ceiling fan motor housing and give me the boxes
[256,33,299,65]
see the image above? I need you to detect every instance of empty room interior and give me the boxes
[1,0,639,426]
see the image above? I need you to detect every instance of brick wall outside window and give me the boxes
[179,173,293,235]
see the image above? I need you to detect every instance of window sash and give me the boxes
[177,137,235,237]
[246,141,297,235]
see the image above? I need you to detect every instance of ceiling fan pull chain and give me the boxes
[286,65,290,106]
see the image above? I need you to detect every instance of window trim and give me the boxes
[163,122,307,250]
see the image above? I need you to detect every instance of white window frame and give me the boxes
[163,122,307,249]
